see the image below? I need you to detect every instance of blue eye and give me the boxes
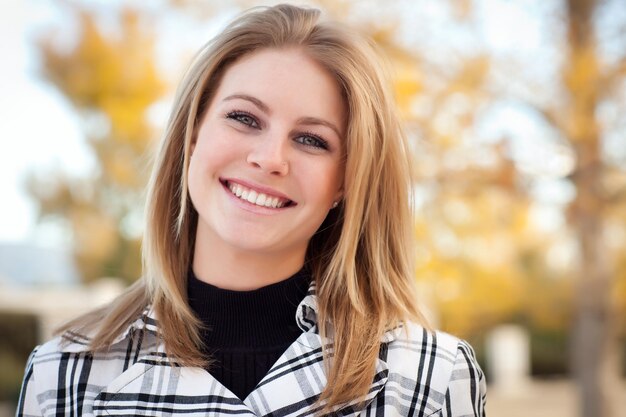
[295,133,329,150]
[226,111,259,128]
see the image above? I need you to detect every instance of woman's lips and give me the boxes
[220,179,294,209]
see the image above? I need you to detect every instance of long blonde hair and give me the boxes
[59,4,428,409]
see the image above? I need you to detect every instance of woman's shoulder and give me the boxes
[20,311,162,400]
[24,331,122,383]
[17,319,164,417]
[382,321,487,415]
[27,305,160,370]
[386,320,479,355]
[32,328,98,357]
[385,320,484,376]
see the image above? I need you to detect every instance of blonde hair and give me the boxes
[59,4,428,410]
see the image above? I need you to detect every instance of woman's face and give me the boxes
[188,47,345,264]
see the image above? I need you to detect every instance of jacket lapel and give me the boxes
[92,346,257,416]
[244,332,389,416]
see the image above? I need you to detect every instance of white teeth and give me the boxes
[246,190,258,204]
[227,181,288,208]
[274,198,285,208]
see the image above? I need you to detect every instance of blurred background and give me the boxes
[0,0,625,416]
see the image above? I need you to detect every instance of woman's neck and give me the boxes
[192,234,306,291]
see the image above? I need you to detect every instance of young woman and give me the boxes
[17,4,486,416]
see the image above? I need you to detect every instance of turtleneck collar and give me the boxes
[187,268,311,349]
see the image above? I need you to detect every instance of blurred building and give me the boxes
[0,243,79,287]
[0,243,124,341]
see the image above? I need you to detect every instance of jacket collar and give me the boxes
[295,281,319,332]
[296,281,402,343]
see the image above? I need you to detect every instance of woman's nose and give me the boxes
[246,133,289,176]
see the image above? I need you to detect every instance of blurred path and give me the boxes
[487,379,626,417]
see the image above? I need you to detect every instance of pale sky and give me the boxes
[0,0,91,245]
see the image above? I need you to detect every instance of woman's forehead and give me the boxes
[209,48,346,132]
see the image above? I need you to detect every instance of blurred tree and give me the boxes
[554,1,625,415]
[324,3,626,416]
[29,6,165,283]
[355,4,541,338]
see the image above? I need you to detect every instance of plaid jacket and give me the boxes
[17,287,486,416]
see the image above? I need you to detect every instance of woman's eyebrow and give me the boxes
[297,117,342,138]
[223,93,342,137]
[223,94,270,114]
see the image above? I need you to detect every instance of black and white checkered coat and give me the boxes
[17,286,486,416]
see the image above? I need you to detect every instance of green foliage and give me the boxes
[530,328,570,377]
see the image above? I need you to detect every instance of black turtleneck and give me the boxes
[187,268,310,400]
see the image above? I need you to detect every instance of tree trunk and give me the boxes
[566,1,620,416]
[571,158,618,417]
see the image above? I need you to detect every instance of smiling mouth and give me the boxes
[222,180,294,209]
